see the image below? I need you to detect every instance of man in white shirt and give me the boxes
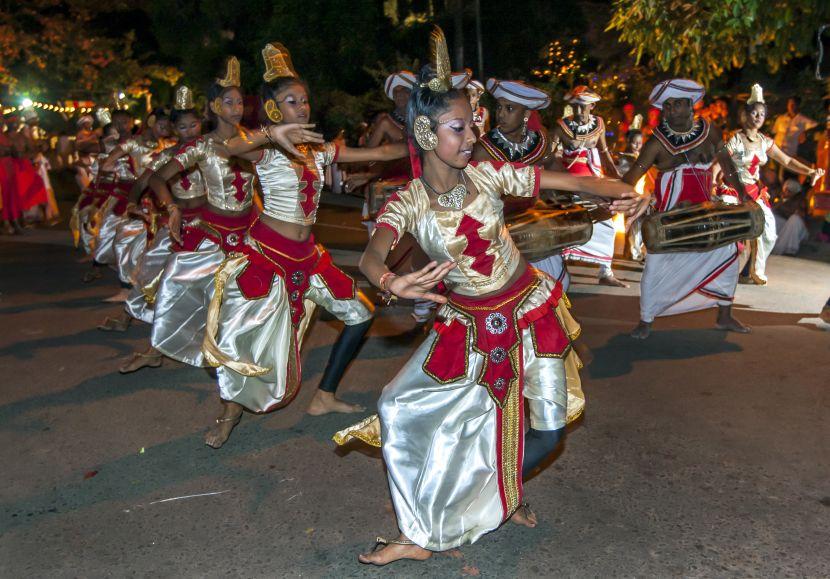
[773,96,817,180]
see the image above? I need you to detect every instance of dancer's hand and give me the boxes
[811,168,825,187]
[268,123,324,157]
[387,261,456,304]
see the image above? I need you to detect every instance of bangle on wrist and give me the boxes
[379,271,396,292]
[261,124,276,147]
[164,202,180,214]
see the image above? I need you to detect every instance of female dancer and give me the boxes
[335,28,636,565]
[84,109,136,283]
[199,42,408,447]
[118,85,208,372]
[146,58,260,408]
[718,85,823,285]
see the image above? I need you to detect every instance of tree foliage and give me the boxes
[0,0,181,103]
[607,0,830,86]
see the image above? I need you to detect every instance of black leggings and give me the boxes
[317,318,373,393]
[522,427,565,478]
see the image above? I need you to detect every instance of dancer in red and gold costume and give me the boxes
[146,58,259,398]
[718,84,823,285]
[334,27,636,566]
[616,79,751,339]
[199,42,408,447]
[553,86,628,287]
[116,86,209,372]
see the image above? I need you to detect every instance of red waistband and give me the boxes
[182,206,203,219]
[201,207,254,230]
[449,266,537,309]
[248,218,316,259]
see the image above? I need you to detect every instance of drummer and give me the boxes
[552,86,628,288]
[613,79,751,339]
[472,78,576,289]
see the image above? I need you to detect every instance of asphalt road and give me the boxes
[1,217,828,578]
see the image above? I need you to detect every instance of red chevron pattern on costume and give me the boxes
[456,214,494,276]
[231,167,247,202]
[298,165,319,217]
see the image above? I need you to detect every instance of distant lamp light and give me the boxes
[21,98,33,108]
[118,92,126,100]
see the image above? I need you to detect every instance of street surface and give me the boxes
[1,206,828,577]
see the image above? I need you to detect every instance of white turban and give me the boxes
[451,70,471,89]
[564,86,601,105]
[486,78,550,110]
[384,71,416,100]
[649,79,705,110]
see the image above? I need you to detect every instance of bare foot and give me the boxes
[204,402,243,449]
[715,306,750,333]
[358,536,432,566]
[103,288,130,303]
[510,503,538,528]
[598,275,629,288]
[82,268,102,283]
[119,346,163,373]
[307,390,365,416]
[98,312,131,332]
[715,317,751,333]
[630,320,652,339]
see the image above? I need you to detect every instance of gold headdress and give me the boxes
[216,56,241,88]
[424,26,451,93]
[95,107,112,126]
[174,85,195,110]
[262,43,297,82]
[631,113,643,130]
[563,104,573,119]
[747,83,765,105]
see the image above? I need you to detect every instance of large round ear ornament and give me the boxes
[263,99,283,123]
[413,115,438,151]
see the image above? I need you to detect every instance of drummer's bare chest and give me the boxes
[561,132,600,150]
[654,141,716,171]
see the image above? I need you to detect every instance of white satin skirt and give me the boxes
[113,218,147,285]
[335,274,583,551]
[92,209,127,266]
[747,202,777,282]
[202,254,373,413]
[125,229,173,324]
[640,244,739,322]
[150,240,223,367]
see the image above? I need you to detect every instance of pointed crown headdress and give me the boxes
[747,84,765,105]
[631,113,643,130]
[422,26,451,93]
[95,107,112,126]
[216,56,241,88]
[262,43,297,82]
[174,85,195,110]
